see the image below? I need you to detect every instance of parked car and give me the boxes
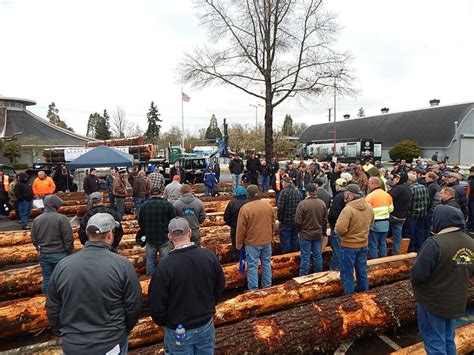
[0,164,17,180]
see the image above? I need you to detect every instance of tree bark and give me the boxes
[0,255,420,346]
[391,322,474,355]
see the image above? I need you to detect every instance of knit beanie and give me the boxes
[234,186,247,197]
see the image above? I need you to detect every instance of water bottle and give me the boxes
[174,324,186,340]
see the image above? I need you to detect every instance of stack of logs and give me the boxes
[1,192,473,354]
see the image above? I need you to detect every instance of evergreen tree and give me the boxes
[357,107,366,118]
[94,110,112,140]
[144,101,162,143]
[46,102,74,132]
[86,113,98,138]
[204,114,222,140]
[281,114,294,136]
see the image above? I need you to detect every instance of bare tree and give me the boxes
[179,0,352,160]
[126,123,144,138]
[111,106,128,138]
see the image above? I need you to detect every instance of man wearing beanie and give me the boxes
[224,186,249,256]
[335,184,374,295]
[236,185,275,290]
[411,205,474,355]
[31,195,74,293]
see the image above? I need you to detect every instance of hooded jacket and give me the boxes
[14,173,34,202]
[388,173,412,219]
[31,195,74,254]
[173,194,206,231]
[335,197,374,248]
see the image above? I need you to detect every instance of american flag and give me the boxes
[182,92,191,102]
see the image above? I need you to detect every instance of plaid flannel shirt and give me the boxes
[148,172,165,191]
[277,184,302,225]
[138,197,176,246]
[407,182,429,219]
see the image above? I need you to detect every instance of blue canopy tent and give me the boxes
[67,145,134,169]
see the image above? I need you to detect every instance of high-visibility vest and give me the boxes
[2,176,9,192]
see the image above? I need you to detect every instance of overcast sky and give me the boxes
[1,0,473,137]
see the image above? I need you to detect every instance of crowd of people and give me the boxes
[4,154,473,354]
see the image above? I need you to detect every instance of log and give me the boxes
[0,254,418,347]
[391,322,474,355]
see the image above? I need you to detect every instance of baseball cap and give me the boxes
[90,191,103,202]
[445,172,459,179]
[168,217,190,237]
[246,184,259,198]
[345,184,361,194]
[86,213,119,235]
[305,183,316,193]
[335,178,347,187]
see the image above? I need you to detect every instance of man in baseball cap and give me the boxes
[46,212,142,354]
[148,216,225,353]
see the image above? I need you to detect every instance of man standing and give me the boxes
[425,171,441,229]
[139,187,176,276]
[270,156,280,189]
[169,161,185,183]
[406,172,430,252]
[445,172,469,218]
[439,187,461,210]
[388,172,412,255]
[365,177,393,259]
[164,175,182,202]
[328,178,347,270]
[78,192,124,252]
[31,195,73,293]
[148,166,165,192]
[132,170,147,214]
[468,166,474,232]
[46,213,142,354]
[83,168,100,198]
[32,171,56,201]
[236,185,275,290]
[246,152,261,185]
[105,167,116,209]
[314,177,331,209]
[174,184,206,246]
[295,183,328,276]
[224,186,248,257]
[296,163,312,196]
[14,172,34,229]
[148,217,225,354]
[113,168,127,220]
[335,184,374,295]
[229,154,244,191]
[277,176,302,253]
[411,205,474,354]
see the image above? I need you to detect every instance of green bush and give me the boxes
[389,140,421,162]
[13,163,29,170]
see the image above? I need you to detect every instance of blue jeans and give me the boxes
[299,237,322,276]
[204,185,214,197]
[406,216,428,252]
[340,247,369,295]
[261,176,270,193]
[17,200,33,229]
[245,244,272,290]
[417,303,456,355]
[279,224,299,253]
[368,230,388,259]
[390,219,405,255]
[118,338,128,355]
[329,230,342,270]
[108,192,115,209]
[133,196,145,215]
[231,174,241,192]
[146,242,171,276]
[163,318,215,355]
[39,251,69,293]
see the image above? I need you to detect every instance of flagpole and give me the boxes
[181,87,185,149]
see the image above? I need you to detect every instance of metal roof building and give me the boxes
[0,96,92,165]
[299,102,474,164]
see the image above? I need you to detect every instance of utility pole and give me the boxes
[249,103,263,130]
[333,78,337,159]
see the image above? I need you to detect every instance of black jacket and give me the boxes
[229,159,244,175]
[260,165,271,177]
[14,178,34,202]
[448,181,468,217]
[246,157,261,173]
[328,190,346,229]
[426,181,441,211]
[148,245,225,330]
[389,183,412,219]
[224,196,249,247]
[46,242,142,355]
[83,174,100,195]
[79,206,124,250]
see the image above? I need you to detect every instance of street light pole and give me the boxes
[249,103,263,131]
